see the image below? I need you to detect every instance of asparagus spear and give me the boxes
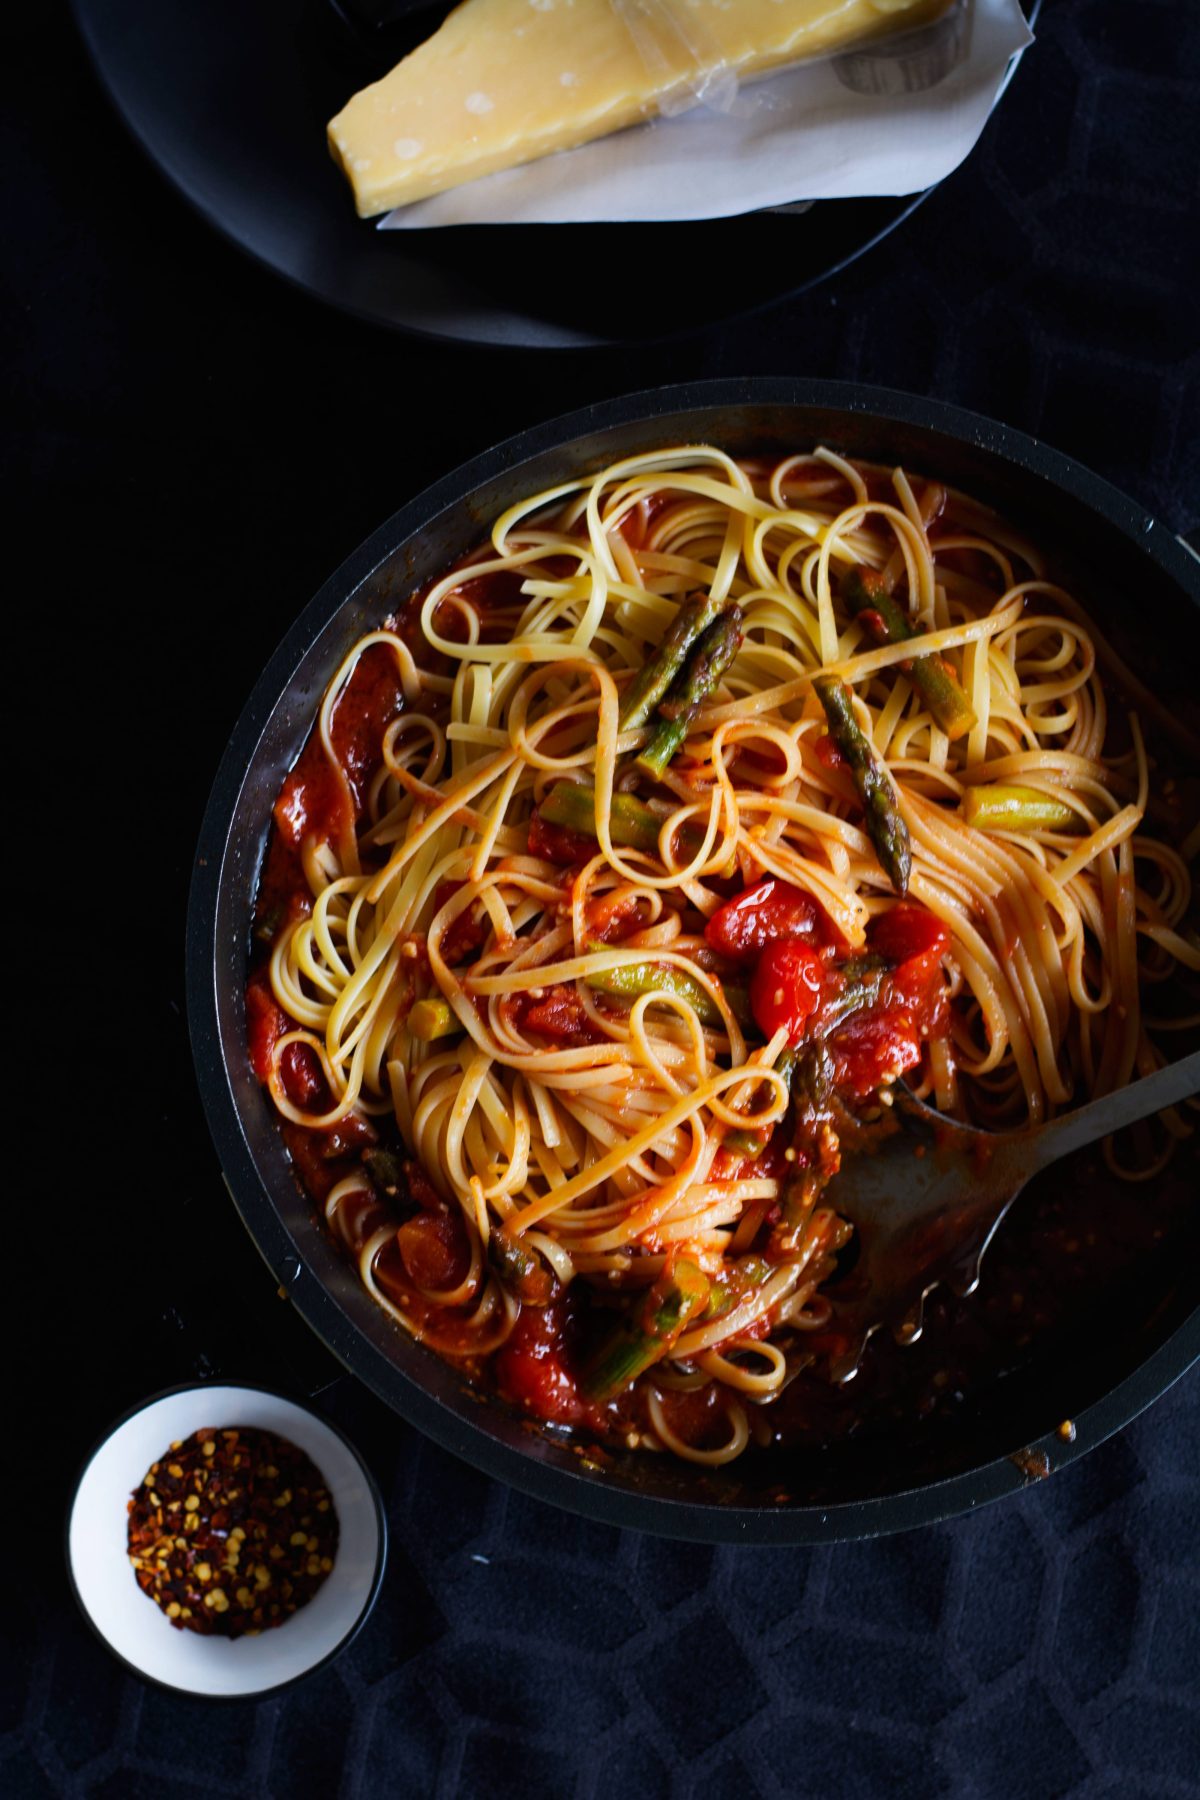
[770,1166,835,1259]
[698,1255,774,1324]
[813,674,912,896]
[722,1024,864,1160]
[584,952,752,1032]
[488,1225,555,1306]
[408,997,460,1041]
[843,567,976,741]
[583,1258,711,1400]
[723,1128,771,1159]
[723,993,885,1159]
[812,955,887,1038]
[619,592,724,731]
[362,1147,406,1202]
[539,782,706,861]
[791,1039,835,1109]
[964,784,1076,831]
[723,1049,800,1156]
[636,607,745,782]
[758,1042,839,1256]
[724,964,888,1156]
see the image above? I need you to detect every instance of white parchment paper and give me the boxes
[379,0,1031,230]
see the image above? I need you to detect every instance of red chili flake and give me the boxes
[126,1426,339,1638]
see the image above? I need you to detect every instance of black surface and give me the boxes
[10,0,1200,1793]
[189,376,1199,1543]
[69,0,1037,348]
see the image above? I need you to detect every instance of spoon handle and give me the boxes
[1025,1049,1200,1171]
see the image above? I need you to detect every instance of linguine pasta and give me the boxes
[248,446,1199,1466]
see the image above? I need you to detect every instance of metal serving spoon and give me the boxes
[825,1049,1200,1383]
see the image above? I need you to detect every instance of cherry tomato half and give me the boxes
[705,877,823,961]
[749,940,826,1044]
[867,902,950,966]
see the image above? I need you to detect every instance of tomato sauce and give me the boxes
[813,732,845,772]
[246,971,291,1084]
[432,881,490,965]
[614,491,680,553]
[275,642,406,853]
[278,1117,374,1206]
[649,1382,737,1450]
[370,1237,483,1355]
[254,629,411,935]
[509,985,605,1046]
[583,891,644,943]
[527,808,594,866]
[493,1295,609,1432]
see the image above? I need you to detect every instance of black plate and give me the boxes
[187,378,1199,1542]
[72,0,1036,350]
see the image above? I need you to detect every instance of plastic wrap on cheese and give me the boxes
[328,0,954,218]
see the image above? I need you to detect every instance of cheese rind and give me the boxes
[328,0,951,218]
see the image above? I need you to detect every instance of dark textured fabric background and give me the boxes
[8,2,1199,1794]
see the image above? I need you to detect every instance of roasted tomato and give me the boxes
[279,1041,329,1110]
[395,1211,472,1291]
[246,973,291,1083]
[434,881,489,964]
[494,1298,594,1428]
[514,985,604,1046]
[749,940,826,1044]
[704,877,824,961]
[867,902,950,966]
[829,942,950,1098]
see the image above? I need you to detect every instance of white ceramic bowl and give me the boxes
[67,1383,387,1698]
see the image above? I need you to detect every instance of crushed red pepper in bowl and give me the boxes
[126,1426,339,1638]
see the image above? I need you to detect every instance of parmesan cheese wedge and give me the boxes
[328,0,951,218]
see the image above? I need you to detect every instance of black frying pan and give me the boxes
[186,378,1200,1543]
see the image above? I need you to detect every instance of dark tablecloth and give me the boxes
[9,2,1198,1794]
